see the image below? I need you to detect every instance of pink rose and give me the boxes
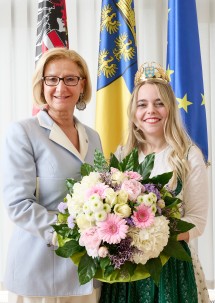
[125,171,142,181]
[98,246,109,258]
[79,226,101,251]
[121,179,143,201]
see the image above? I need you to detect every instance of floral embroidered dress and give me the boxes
[99,145,209,303]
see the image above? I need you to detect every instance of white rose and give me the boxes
[105,188,118,207]
[117,190,129,204]
[111,170,127,185]
[76,213,95,231]
[114,203,131,218]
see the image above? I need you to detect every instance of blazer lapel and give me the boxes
[37,110,88,162]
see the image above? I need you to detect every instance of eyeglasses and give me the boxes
[42,76,85,86]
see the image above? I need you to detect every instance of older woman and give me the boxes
[2,48,102,303]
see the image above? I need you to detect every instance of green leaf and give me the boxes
[163,196,182,208]
[94,149,109,172]
[120,148,139,172]
[57,212,69,223]
[52,223,72,238]
[55,240,83,258]
[78,253,99,285]
[122,261,137,277]
[145,257,162,286]
[81,163,94,176]
[138,153,155,180]
[100,257,111,270]
[66,178,76,194]
[104,264,115,277]
[162,238,192,261]
[109,153,120,169]
[173,178,182,196]
[150,172,173,186]
[164,196,181,207]
[169,218,195,234]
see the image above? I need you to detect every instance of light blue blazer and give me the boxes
[2,110,102,296]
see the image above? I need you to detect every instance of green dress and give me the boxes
[99,242,198,303]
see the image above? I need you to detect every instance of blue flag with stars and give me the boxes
[96,0,137,158]
[167,0,208,161]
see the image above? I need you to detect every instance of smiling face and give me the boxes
[135,83,168,140]
[43,58,85,115]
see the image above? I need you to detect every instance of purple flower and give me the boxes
[144,184,161,200]
[67,215,75,229]
[110,237,133,269]
[57,202,68,214]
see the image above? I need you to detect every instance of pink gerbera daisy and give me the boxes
[97,213,128,244]
[132,204,155,228]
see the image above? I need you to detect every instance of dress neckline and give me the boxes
[139,145,170,162]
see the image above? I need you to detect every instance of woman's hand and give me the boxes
[177,231,189,242]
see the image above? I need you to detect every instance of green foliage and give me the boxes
[138,153,155,180]
[109,153,120,169]
[169,218,195,235]
[163,238,192,262]
[145,257,162,286]
[119,148,139,172]
[150,172,173,186]
[81,163,94,176]
[94,149,109,172]
[66,178,76,194]
[78,253,99,284]
[56,240,84,258]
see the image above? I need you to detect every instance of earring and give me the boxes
[76,93,86,110]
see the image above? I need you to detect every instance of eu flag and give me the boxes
[167,0,208,161]
[96,0,138,158]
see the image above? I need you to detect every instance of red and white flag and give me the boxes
[35,0,69,63]
[33,0,69,114]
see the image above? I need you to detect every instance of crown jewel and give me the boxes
[134,62,170,86]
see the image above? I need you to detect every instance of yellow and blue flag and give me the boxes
[96,0,137,158]
[167,0,208,161]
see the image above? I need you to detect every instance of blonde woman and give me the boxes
[2,48,102,303]
[100,62,209,303]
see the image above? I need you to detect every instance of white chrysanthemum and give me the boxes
[103,203,111,213]
[151,204,157,214]
[85,211,95,222]
[83,201,92,214]
[148,192,157,203]
[94,210,107,222]
[89,194,103,212]
[67,172,101,217]
[136,195,145,204]
[141,193,156,206]
[128,216,169,265]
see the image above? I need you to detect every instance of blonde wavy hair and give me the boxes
[124,78,193,187]
[32,47,92,106]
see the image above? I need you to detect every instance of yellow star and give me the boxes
[166,64,174,81]
[201,93,205,105]
[176,94,193,112]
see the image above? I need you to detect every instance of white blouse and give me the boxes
[120,145,209,240]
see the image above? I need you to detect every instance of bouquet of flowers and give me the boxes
[52,149,194,285]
